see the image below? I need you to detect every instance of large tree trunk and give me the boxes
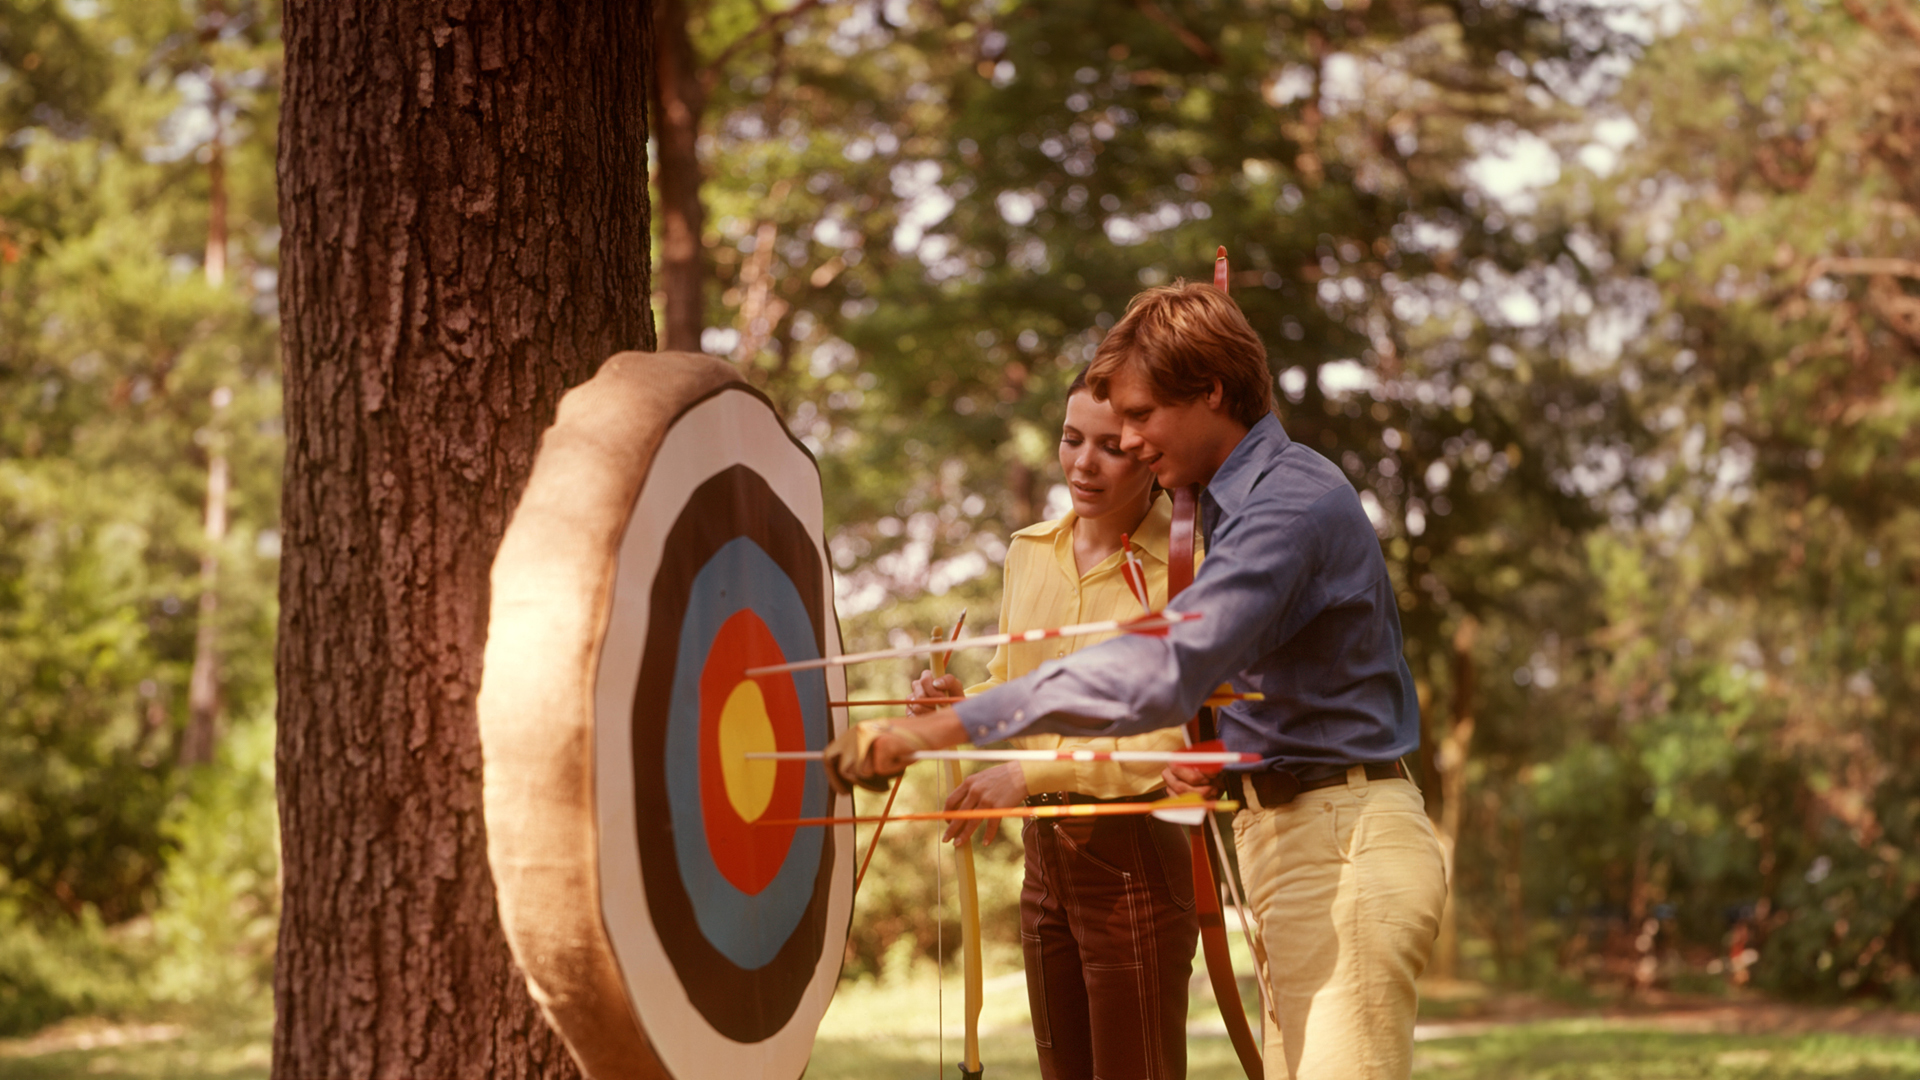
[274,3,654,1076]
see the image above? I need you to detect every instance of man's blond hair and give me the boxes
[1085,281,1273,427]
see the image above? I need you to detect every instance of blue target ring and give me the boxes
[663,537,829,969]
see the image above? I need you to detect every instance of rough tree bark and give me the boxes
[274,3,654,1077]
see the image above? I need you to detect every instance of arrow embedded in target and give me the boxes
[758,793,1240,829]
[747,747,1259,766]
[743,610,1201,677]
[829,689,1264,710]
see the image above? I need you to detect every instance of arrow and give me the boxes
[747,747,1260,765]
[744,610,1200,677]
[831,689,1264,710]
[758,794,1240,829]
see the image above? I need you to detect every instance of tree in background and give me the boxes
[273,1,652,1075]
[0,0,280,927]
[1503,0,1920,1000]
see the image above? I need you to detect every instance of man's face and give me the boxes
[1102,365,1231,489]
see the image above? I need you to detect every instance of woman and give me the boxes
[912,368,1199,1080]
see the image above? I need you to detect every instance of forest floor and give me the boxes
[0,984,1915,1079]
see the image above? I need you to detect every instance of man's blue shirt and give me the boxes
[954,413,1421,772]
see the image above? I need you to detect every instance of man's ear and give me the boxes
[1206,379,1226,413]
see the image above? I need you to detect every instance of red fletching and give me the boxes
[1118,533,1151,613]
[1122,611,1176,637]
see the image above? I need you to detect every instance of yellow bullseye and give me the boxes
[717,680,779,822]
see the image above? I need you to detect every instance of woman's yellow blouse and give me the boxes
[965,495,1198,798]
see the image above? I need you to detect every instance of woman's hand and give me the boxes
[941,763,1029,846]
[908,670,963,714]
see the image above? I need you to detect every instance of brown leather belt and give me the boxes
[1231,761,1407,808]
[1024,788,1167,808]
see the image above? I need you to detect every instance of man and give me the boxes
[827,280,1447,1080]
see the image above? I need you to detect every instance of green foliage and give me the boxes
[0,901,147,1039]
[1465,0,1920,1003]
[0,0,282,1037]
[0,0,281,931]
[0,714,279,1037]
[144,715,278,1009]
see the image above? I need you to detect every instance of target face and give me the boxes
[593,387,852,1076]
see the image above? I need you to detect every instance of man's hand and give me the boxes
[820,710,971,794]
[821,722,899,794]
[1162,762,1222,798]
[908,670,963,715]
[940,763,1029,845]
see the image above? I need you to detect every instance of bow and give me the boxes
[930,615,985,1079]
[1173,244,1266,1080]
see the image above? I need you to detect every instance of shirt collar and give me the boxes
[1017,494,1174,566]
[1203,413,1290,517]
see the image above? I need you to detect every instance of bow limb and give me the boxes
[943,759,986,1078]
[1170,481,1264,1080]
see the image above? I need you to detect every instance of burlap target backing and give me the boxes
[479,351,853,1080]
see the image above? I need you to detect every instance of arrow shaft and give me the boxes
[747,748,1258,765]
[759,798,1239,827]
[832,689,1262,710]
[744,611,1200,677]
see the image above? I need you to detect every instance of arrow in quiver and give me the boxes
[479,351,854,1080]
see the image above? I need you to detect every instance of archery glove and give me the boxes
[822,720,929,795]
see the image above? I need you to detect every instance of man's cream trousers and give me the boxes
[1232,769,1448,1080]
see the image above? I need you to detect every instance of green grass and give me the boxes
[3,990,1917,1080]
[0,1010,270,1080]
[1412,1025,1920,1080]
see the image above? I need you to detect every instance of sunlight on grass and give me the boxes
[0,1011,270,1080]
[1411,1025,1920,1080]
[3,990,1918,1080]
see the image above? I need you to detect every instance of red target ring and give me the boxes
[696,610,807,895]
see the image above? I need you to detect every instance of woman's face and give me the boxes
[1059,389,1155,521]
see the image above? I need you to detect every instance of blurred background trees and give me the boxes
[0,0,1915,1039]
[0,0,281,1032]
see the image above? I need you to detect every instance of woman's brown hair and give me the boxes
[1085,280,1273,428]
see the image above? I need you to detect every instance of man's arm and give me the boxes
[950,488,1328,746]
[824,482,1367,792]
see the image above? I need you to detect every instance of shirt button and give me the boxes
[1015,710,1026,722]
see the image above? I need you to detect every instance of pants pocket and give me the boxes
[1148,819,1197,912]
[1052,821,1136,882]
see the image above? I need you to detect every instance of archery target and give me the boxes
[479,352,851,1080]
[594,387,852,1074]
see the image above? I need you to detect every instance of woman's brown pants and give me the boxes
[1019,812,1200,1080]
